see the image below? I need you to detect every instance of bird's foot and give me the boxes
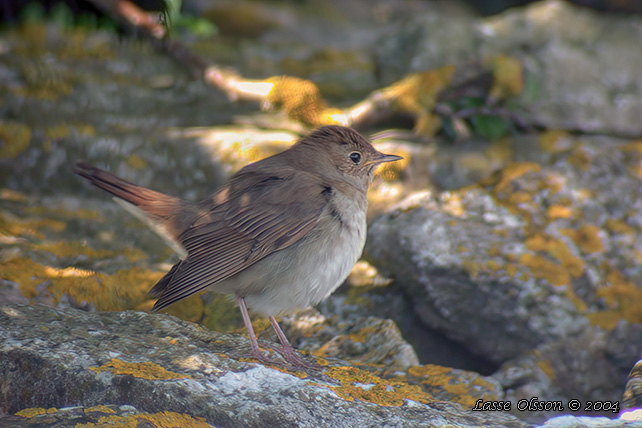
[273,345,323,372]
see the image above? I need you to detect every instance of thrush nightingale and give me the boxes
[75,125,402,367]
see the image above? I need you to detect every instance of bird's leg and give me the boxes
[269,315,320,370]
[237,296,275,365]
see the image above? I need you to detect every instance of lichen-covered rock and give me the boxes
[365,135,642,414]
[376,0,642,137]
[0,304,529,428]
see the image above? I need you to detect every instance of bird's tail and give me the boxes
[74,162,188,258]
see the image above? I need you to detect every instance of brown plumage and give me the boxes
[75,125,402,368]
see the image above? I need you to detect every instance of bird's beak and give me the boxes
[364,152,403,166]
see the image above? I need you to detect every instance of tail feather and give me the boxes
[74,162,177,220]
[74,161,189,258]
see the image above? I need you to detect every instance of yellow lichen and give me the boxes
[567,145,591,170]
[317,366,433,407]
[383,67,456,136]
[488,162,541,194]
[0,122,31,159]
[90,358,188,380]
[3,257,161,311]
[588,269,642,330]
[525,234,584,278]
[266,76,327,126]
[546,205,573,220]
[127,154,148,170]
[84,406,117,414]
[75,411,210,428]
[15,407,56,418]
[440,193,465,217]
[605,219,636,236]
[407,364,498,409]
[560,225,604,254]
[488,55,524,99]
[539,130,572,154]
[519,253,570,286]
[619,141,642,153]
[537,360,556,381]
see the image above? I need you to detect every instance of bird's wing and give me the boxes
[151,168,330,311]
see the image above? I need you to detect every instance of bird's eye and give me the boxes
[349,152,361,164]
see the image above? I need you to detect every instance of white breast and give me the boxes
[244,190,367,316]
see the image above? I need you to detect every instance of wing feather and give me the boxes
[152,168,328,311]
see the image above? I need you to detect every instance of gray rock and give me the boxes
[365,135,642,417]
[0,304,529,428]
[376,0,642,137]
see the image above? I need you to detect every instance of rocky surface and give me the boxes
[0,304,526,428]
[376,0,642,138]
[366,134,642,421]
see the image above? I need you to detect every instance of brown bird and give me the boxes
[75,125,402,367]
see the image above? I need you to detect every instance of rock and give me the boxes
[365,135,642,417]
[376,0,642,137]
[0,304,529,428]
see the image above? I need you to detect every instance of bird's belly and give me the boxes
[240,210,367,316]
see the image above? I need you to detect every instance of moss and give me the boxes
[316,366,433,407]
[0,122,31,159]
[164,292,205,323]
[201,295,243,333]
[90,358,188,380]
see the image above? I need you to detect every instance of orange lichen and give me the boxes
[588,268,642,330]
[524,234,584,278]
[75,411,210,428]
[560,225,604,254]
[90,358,189,380]
[316,366,433,407]
[546,205,573,220]
[406,364,498,409]
[488,162,541,194]
[519,253,570,286]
